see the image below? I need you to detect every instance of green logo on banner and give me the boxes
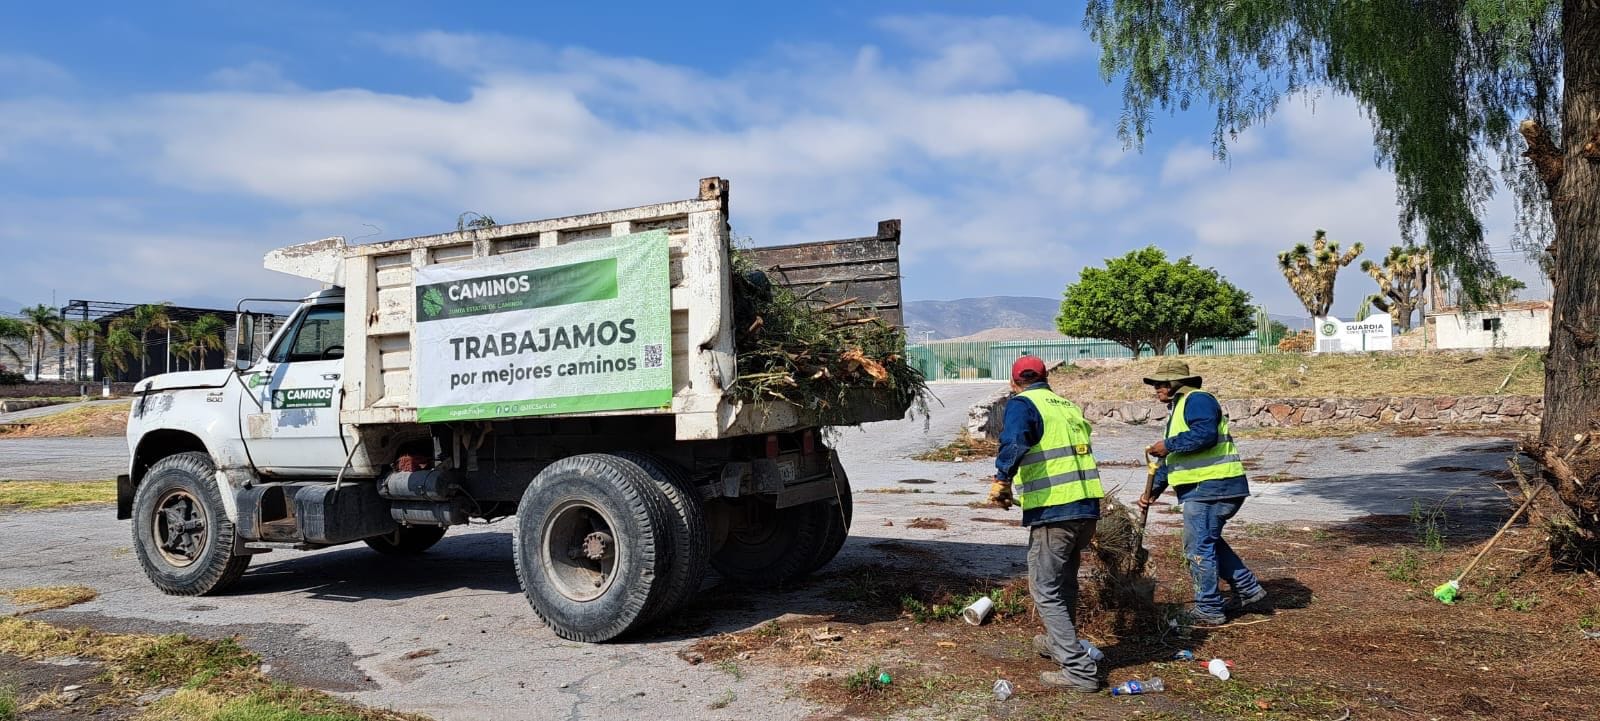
[272,387,334,409]
[415,258,619,322]
[421,287,445,318]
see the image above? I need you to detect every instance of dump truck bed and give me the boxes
[264,177,907,440]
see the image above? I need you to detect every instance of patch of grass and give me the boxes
[708,690,736,710]
[947,489,978,496]
[843,665,888,695]
[1194,678,1343,720]
[0,585,98,611]
[0,685,14,721]
[0,480,117,511]
[1409,500,1446,551]
[0,403,129,437]
[0,618,422,720]
[912,430,999,462]
[900,584,1028,624]
[1050,351,1543,402]
[752,620,782,640]
[715,659,744,681]
[1383,550,1422,582]
[1579,605,1600,631]
[1492,590,1540,612]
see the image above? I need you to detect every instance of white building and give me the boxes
[1428,300,1551,349]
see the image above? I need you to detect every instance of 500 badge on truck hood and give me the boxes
[272,387,334,409]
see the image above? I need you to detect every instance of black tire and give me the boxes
[363,526,447,555]
[804,452,853,574]
[514,454,675,642]
[131,451,251,596]
[615,453,709,621]
[709,497,822,588]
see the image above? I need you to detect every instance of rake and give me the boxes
[1432,483,1544,604]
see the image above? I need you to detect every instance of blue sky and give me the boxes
[0,1,1544,320]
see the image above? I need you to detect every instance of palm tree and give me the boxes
[18,304,66,380]
[176,315,227,370]
[0,317,27,370]
[124,303,172,379]
[99,324,139,381]
[64,320,101,381]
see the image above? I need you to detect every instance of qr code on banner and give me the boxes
[642,343,664,369]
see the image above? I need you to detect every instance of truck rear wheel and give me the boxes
[615,453,708,621]
[363,526,447,555]
[804,452,853,574]
[131,452,251,596]
[709,497,821,587]
[514,454,675,642]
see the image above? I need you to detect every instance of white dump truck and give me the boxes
[117,178,908,641]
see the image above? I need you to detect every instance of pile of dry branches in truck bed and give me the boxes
[727,250,928,424]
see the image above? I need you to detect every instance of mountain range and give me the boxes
[903,296,1060,341]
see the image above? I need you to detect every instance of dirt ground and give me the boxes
[687,513,1600,720]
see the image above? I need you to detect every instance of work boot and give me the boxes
[1183,605,1228,627]
[1032,634,1053,660]
[1226,587,1269,613]
[1039,670,1101,693]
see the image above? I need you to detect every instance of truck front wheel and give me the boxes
[514,454,675,642]
[131,452,251,596]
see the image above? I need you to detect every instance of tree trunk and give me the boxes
[1538,0,1600,549]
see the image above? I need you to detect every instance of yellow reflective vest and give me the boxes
[1012,388,1104,510]
[1164,390,1246,486]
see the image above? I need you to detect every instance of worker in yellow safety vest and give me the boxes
[987,355,1104,692]
[1136,359,1268,626]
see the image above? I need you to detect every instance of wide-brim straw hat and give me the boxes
[1142,359,1200,385]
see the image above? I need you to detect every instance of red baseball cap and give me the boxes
[1011,355,1047,384]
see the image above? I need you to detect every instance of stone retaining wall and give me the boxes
[973,393,1542,439]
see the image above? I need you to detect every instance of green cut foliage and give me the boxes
[1056,246,1254,357]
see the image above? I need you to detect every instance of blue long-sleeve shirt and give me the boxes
[1148,388,1250,502]
[995,383,1100,526]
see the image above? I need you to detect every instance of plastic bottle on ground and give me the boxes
[1110,677,1165,696]
[992,679,1012,701]
[1173,649,1196,661]
[1079,639,1105,662]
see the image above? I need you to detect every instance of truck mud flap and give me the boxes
[116,474,133,520]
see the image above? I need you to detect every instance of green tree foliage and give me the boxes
[119,303,172,379]
[64,320,102,381]
[1083,0,1600,557]
[176,315,228,371]
[1057,246,1254,358]
[99,325,139,381]
[18,304,65,380]
[1489,274,1528,302]
[1278,229,1363,318]
[0,317,27,368]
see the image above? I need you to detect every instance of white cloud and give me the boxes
[207,61,298,92]
[0,53,74,92]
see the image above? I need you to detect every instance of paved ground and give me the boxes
[0,399,129,480]
[0,382,1524,720]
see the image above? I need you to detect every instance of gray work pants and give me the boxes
[1028,518,1099,683]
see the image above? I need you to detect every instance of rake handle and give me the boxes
[1453,483,1546,584]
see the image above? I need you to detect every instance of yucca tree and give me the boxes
[64,320,101,381]
[18,304,66,380]
[1277,230,1364,319]
[1363,246,1431,332]
[123,303,172,379]
[0,317,27,369]
[99,324,139,381]
[176,315,227,371]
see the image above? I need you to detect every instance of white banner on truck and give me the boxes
[412,231,673,422]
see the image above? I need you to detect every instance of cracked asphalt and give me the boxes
[0,381,1524,720]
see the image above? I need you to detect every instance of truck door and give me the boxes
[240,304,351,475]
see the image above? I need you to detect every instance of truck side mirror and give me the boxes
[234,313,256,372]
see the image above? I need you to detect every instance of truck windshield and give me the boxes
[269,306,345,363]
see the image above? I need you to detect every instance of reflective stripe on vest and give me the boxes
[1163,390,1246,486]
[1012,388,1105,510]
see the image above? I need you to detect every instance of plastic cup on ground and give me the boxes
[1207,658,1231,680]
[962,597,995,625]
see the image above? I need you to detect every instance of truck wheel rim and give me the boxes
[541,500,619,602]
[153,488,207,567]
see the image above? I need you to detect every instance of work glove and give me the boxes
[987,478,1014,510]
